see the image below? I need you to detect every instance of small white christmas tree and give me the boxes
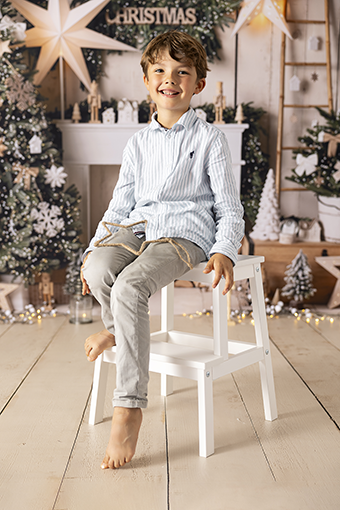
[250,169,280,241]
[281,250,316,303]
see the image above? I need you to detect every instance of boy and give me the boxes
[81,31,244,470]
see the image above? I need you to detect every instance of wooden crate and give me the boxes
[242,237,340,304]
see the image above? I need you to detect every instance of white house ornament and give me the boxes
[102,107,116,124]
[315,256,340,309]
[231,0,293,40]
[29,134,42,154]
[117,99,138,124]
[295,153,318,176]
[308,36,320,51]
[44,164,67,188]
[289,75,300,91]
[10,0,138,92]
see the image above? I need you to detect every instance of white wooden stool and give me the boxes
[89,254,278,457]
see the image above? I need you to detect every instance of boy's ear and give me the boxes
[143,74,150,90]
[194,78,206,95]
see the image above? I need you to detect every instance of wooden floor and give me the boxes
[1,293,340,509]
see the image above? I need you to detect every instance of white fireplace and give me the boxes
[57,121,248,243]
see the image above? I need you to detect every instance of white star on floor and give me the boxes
[10,0,138,91]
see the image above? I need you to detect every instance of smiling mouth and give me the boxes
[159,90,179,96]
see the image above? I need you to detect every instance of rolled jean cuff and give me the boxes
[112,397,148,409]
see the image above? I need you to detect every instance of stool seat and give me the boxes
[89,254,278,457]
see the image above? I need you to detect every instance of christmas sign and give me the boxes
[106,6,197,25]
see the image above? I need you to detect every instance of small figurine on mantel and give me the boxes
[213,81,226,124]
[72,102,81,123]
[88,81,101,124]
[102,107,116,124]
[39,272,54,310]
[235,104,245,124]
[147,94,156,123]
[118,98,138,124]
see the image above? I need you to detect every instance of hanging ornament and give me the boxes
[31,202,65,238]
[308,36,320,51]
[13,140,25,160]
[5,73,36,111]
[0,40,11,57]
[333,161,340,182]
[311,72,319,82]
[290,75,300,91]
[313,173,324,187]
[29,134,42,154]
[290,114,298,123]
[318,131,340,157]
[0,137,8,157]
[13,162,39,189]
[295,153,318,176]
[44,164,67,188]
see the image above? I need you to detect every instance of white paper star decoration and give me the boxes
[231,0,293,40]
[315,256,340,309]
[10,0,138,91]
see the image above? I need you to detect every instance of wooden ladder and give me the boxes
[275,0,333,198]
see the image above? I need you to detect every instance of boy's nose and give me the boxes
[164,72,176,84]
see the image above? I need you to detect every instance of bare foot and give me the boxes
[84,329,116,361]
[101,407,143,469]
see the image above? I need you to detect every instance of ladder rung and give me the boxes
[281,188,309,192]
[285,62,327,66]
[282,146,310,150]
[284,104,329,108]
[286,20,326,24]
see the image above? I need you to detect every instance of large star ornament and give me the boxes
[10,0,138,91]
[315,256,340,309]
[231,0,292,40]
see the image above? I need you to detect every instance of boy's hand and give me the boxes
[80,253,91,296]
[203,254,234,296]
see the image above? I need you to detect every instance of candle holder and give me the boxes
[69,280,93,324]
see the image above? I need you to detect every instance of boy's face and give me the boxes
[143,51,205,124]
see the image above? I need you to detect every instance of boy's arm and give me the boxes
[207,132,245,267]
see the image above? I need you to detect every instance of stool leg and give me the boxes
[249,265,278,421]
[161,374,173,396]
[89,353,110,425]
[197,370,214,457]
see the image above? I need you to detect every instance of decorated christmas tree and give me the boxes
[250,168,280,241]
[0,3,82,284]
[286,107,340,197]
[281,250,316,303]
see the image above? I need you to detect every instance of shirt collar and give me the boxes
[150,107,197,132]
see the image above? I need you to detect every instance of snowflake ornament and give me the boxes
[31,202,65,237]
[44,164,67,188]
[5,73,36,111]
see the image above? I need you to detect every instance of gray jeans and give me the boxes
[82,227,206,409]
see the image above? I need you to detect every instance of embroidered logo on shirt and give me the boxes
[190,151,195,159]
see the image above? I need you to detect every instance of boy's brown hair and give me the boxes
[141,31,210,81]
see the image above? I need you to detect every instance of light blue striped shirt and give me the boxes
[88,108,244,264]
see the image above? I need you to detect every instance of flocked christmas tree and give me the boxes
[281,250,316,303]
[250,168,280,241]
[0,2,82,285]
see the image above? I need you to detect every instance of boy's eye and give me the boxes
[179,70,189,75]
[154,68,164,73]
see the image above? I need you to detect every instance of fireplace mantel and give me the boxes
[57,121,248,242]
